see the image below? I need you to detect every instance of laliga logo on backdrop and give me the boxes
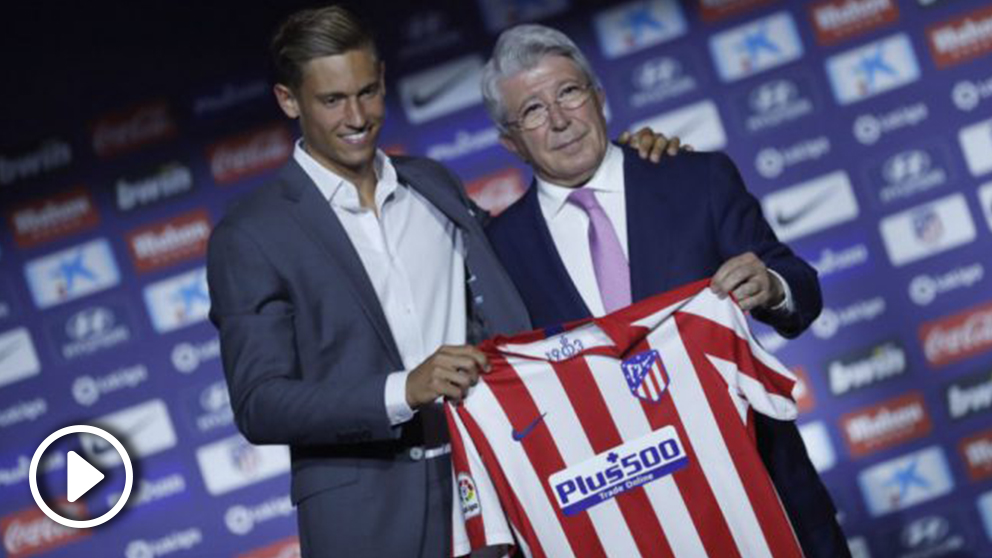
[854,102,929,145]
[953,76,992,112]
[124,528,203,558]
[909,263,984,306]
[171,337,220,374]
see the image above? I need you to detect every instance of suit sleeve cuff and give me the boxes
[768,268,796,314]
[385,370,417,426]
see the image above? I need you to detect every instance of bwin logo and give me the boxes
[750,79,797,114]
[884,150,930,184]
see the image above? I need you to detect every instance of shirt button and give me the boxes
[409,447,424,461]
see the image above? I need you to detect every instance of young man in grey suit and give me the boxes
[207,7,677,557]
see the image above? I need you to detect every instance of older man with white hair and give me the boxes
[483,24,848,558]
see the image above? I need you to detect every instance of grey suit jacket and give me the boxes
[206,156,530,555]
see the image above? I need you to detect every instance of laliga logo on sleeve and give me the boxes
[621,350,669,403]
[457,473,481,519]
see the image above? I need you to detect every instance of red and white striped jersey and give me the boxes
[447,279,803,558]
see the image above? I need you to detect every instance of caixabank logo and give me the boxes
[709,11,804,83]
[24,238,121,309]
[858,446,954,517]
[594,0,687,60]
[143,267,211,334]
[826,33,920,105]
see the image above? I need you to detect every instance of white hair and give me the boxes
[481,24,602,132]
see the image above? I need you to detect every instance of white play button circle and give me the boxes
[66,450,105,502]
[29,424,133,528]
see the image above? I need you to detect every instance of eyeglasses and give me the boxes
[505,82,594,131]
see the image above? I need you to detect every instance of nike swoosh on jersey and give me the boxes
[511,412,547,442]
[409,63,473,109]
[774,187,836,228]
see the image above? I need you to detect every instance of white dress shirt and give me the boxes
[294,142,466,426]
[536,144,793,317]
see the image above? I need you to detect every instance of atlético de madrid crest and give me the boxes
[621,350,670,403]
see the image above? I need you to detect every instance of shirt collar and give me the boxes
[536,144,624,219]
[292,139,400,213]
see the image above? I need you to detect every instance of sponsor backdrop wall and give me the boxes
[1,0,991,556]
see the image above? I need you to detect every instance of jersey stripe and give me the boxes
[483,352,608,558]
[585,354,709,556]
[675,313,803,557]
[553,356,675,557]
[628,337,743,558]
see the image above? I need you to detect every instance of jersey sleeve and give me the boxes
[681,288,799,421]
[446,402,514,557]
[724,294,799,421]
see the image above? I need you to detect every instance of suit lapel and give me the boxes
[393,160,475,232]
[278,161,403,368]
[623,148,674,301]
[519,182,592,317]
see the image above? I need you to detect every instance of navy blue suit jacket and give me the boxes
[488,146,848,558]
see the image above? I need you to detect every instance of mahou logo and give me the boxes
[960,428,992,481]
[919,300,992,367]
[1,504,89,558]
[809,0,899,46]
[840,392,931,457]
[698,0,773,22]
[6,188,99,249]
[927,5,992,69]
[207,124,292,185]
[92,100,177,158]
[126,209,211,273]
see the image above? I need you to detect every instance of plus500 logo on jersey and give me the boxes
[549,426,688,516]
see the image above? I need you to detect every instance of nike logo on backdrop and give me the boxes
[512,413,547,442]
[774,187,836,227]
[410,63,473,108]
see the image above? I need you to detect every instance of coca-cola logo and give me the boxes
[2,505,89,558]
[920,302,992,367]
[207,124,292,185]
[92,100,177,158]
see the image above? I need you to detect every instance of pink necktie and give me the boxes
[568,188,632,314]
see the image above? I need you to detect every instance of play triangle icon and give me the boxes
[67,450,105,502]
